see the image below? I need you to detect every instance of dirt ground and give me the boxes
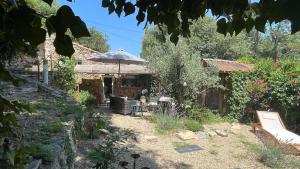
[109,113,269,169]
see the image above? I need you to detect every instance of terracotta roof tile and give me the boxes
[203,58,254,72]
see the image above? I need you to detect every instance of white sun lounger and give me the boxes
[253,111,300,155]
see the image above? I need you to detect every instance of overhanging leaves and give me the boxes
[124,2,135,16]
[70,17,90,38]
[217,18,227,36]
[54,34,75,56]
[42,0,54,6]
[101,0,300,43]
[45,5,90,56]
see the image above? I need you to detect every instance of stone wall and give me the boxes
[9,36,101,72]
[113,79,143,99]
[78,77,146,103]
[79,79,103,104]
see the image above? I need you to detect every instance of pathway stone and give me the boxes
[144,135,158,142]
[196,131,207,139]
[230,123,241,135]
[208,131,217,137]
[176,130,197,140]
[215,130,228,137]
[25,159,42,169]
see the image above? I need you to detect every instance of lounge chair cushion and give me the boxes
[257,111,300,145]
[267,128,300,144]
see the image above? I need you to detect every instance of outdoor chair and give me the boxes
[253,111,300,155]
[130,103,143,116]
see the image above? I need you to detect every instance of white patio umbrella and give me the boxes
[87,49,146,75]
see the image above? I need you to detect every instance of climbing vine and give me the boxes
[227,72,251,120]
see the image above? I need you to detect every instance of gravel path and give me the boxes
[110,113,269,169]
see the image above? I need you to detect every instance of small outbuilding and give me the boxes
[199,59,255,114]
[74,49,152,105]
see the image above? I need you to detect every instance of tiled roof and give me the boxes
[74,64,152,75]
[203,58,254,73]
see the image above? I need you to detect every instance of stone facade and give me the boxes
[9,36,100,72]
[80,79,103,104]
[44,37,100,71]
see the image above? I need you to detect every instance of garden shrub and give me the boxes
[250,143,300,169]
[30,144,54,162]
[185,103,204,122]
[70,90,96,107]
[31,101,53,111]
[41,120,64,133]
[183,119,203,132]
[185,102,229,124]
[62,104,82,115]
[227,58,300,129]
[202,109,230,124]
[149,114,183,134]
[52,56,77,91]
[88,129,132,169]
[83,113,108,139]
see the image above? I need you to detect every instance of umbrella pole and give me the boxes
[118,60,120,77]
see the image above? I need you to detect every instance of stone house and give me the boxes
[74,50,152,105]
[10,36,152,105]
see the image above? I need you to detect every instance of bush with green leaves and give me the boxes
[30,144,54,162]
[183,119,203,132]
[88,129,132,169]
[41,120,64,134]
[249,143,300,169]
[62,104,82,115]
[69,90,97,107]
[52,56,77,91]
[227,58,300,127]
[149,114,183,134]
[185,102,229,124]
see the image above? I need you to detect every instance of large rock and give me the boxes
[144,135,158,142]
[176,131,197,140]
[207,131,217,137]
[230,123,241,135]
[215,130,228,137]
[196,131,207,139]
[25,159,42,169]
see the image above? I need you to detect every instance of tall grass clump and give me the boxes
[149,114,183,134]
[186,105,229,124]
[149,113,204,134]
[245,141,300,168]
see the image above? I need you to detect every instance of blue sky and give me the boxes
[58,0,145,56]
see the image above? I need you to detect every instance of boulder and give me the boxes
[215,130,228,137]
[144,135,158,142]
[230,123,241,135]
[207,131,217,137]
[196,131,207,139]
[230,128,239,135]
[25,159,42,169]
[231,123,241,130]
[176,130,197,140]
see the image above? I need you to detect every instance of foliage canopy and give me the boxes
[71,28,110,53]
[141,17,252,108]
